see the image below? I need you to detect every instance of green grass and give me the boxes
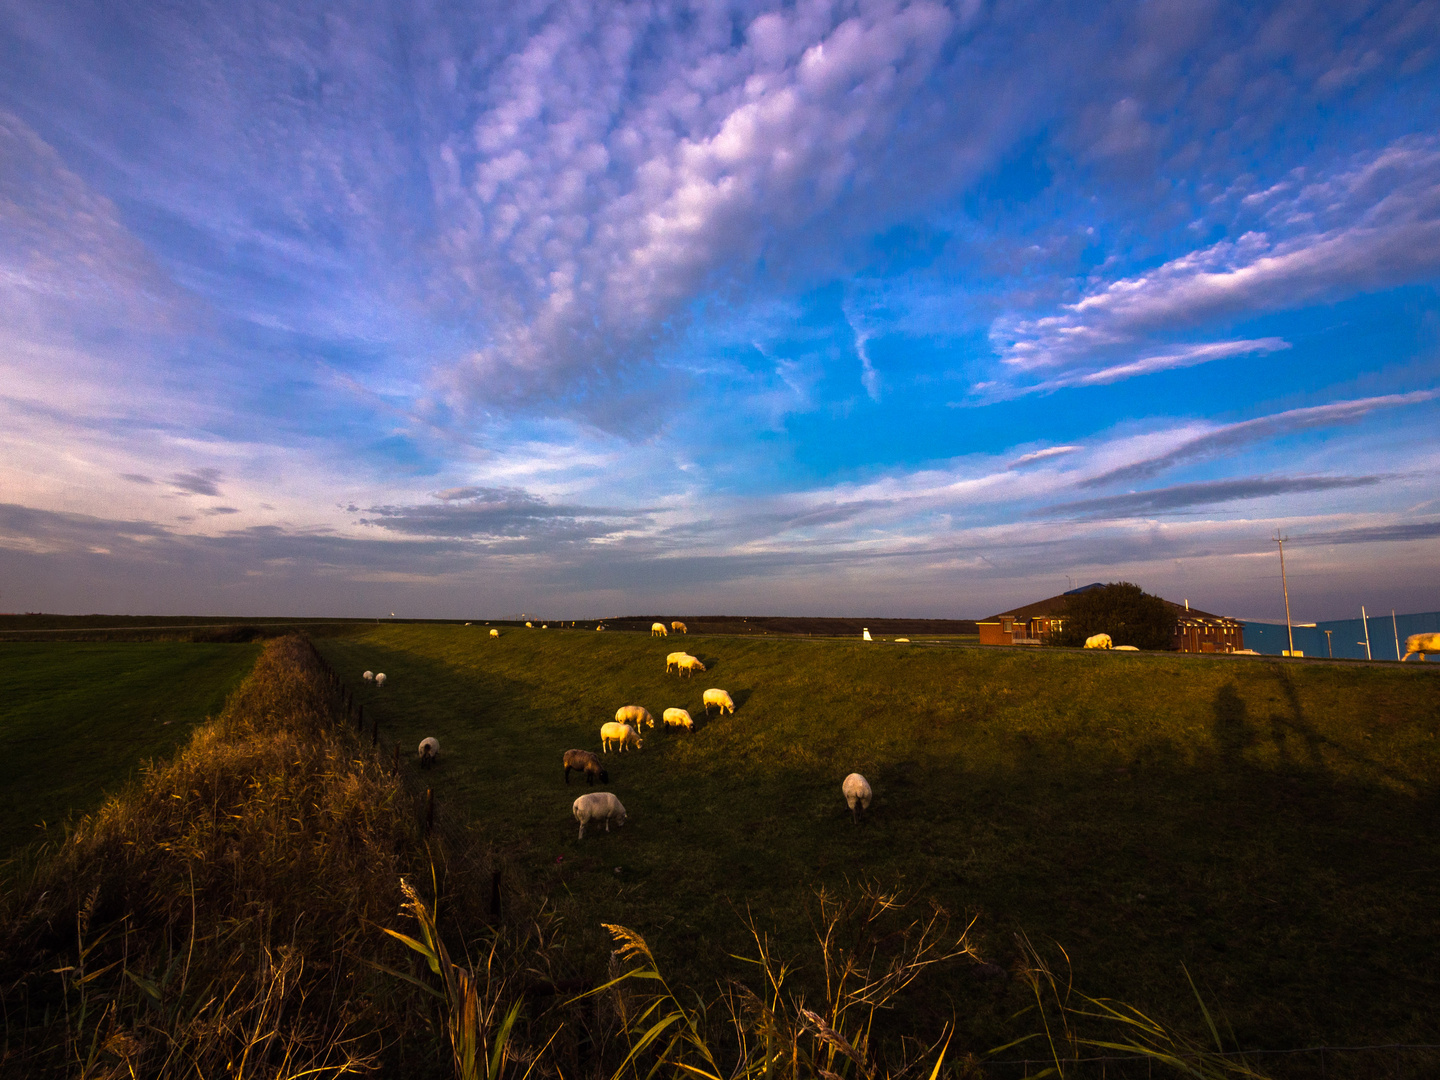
[0,642,260,855]
[326,626,1440,1064]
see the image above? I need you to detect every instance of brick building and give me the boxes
[978,583,1245,652]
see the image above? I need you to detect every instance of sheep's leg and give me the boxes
[578,822,586,839]
[564,766,571,784]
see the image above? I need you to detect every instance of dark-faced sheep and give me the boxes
[563,749,609,785]
[419,737,439,768]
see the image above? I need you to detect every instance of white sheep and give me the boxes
[843,773,872,824]
[702,688,734,716]
[1084,633,1113,650]
[677,655,706,678]
[600,721,643,752]
[862,628,873,641]
[1114,645,1139,651]
[663,707,694,732]
[375,672,387,686]
[895,638,910,643]
[363,670,374,681]
[615,705,654,729]
[490,628,500,638]
[666,651,689,674]
[671,621,688,634]
[573,792,627,839]
[1401,632,1440,661]
[651,622,668,637]
[418,737,439,768]
[525,621,533,627]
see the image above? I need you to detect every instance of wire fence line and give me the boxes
[303,638,493,880]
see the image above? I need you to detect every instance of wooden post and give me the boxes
[371,715,378,747]
[425,788,434,836]
[357,703,365,732]
[490,864,503,923]
[393,741,400,773]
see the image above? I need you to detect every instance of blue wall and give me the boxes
[1244,611,1440,660]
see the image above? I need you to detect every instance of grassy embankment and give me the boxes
[0,642,261,855]
[0,637,456,1078]
[323,624,1440,1071]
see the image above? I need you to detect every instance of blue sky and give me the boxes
[1,0,1438,621]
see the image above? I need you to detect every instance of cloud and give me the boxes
[984,136,1440,391]
[1290,520,1440,546]
[170,469,223,496]
[1045,474,1388,519]
[356,486,647,540]
[435,0,967,413]
[1082,390,1438,487]
[1009,446,1082,468]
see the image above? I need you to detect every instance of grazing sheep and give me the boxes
[895,638,910,643]
[1402,632,1440,661]
[600,721,643,753]
[1114,645,1139,651]
[490,628,500,637]
[842,773,872,823]
[671,621,688,634]
[666,651,689,674]
[563,749,609,785]
[615,705,654,729]
[702,688,734,716]
[375,672,387,686]
[525,621,533,627]
[663,707,694,732]
[573,792,627,839]
[418,737,439,768]
[651,622,668,637]
[1084,634,1113,650]
[363,670,374,681]
[677,655,706,678]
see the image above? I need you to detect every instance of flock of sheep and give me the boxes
[366,624,875,842]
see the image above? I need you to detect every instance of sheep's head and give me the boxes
[596,767,610,783]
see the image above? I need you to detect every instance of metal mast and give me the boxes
[1275,533,1295,656]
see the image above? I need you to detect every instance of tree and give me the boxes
[1054,582,1175,650]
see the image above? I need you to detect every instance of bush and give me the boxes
[1054,582,1175,650]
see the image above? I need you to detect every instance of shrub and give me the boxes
[1054,582,1176,650]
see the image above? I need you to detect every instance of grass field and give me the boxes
[319,625,1440,1067]
[0,642,260,855]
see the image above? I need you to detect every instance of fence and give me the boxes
[300,637,505,918]
[1245,610,1440,660]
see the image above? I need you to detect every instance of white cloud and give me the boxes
[985,135,1440,390]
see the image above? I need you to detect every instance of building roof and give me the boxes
[984,586,1238,624]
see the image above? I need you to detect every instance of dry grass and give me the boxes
[0,636,427,1078]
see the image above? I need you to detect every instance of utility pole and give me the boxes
[1323,629,1333,658]
[1361,606,1372,660]
[1274,533,1295,656]
[1392,610,1401,661]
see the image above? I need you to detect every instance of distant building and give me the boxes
[978,583,1245,652]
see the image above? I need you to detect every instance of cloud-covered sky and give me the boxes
[2,0,1438,621]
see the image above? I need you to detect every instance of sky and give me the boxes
[1,0,1438,622]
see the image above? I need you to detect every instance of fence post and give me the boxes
[357,703,364,733]
[371,715,378,747]
[490,864,503,924]
[425,788,434,836]
[393,741,400,773]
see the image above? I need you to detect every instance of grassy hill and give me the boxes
[318,625,1440,1065]
[0,642,260,855]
